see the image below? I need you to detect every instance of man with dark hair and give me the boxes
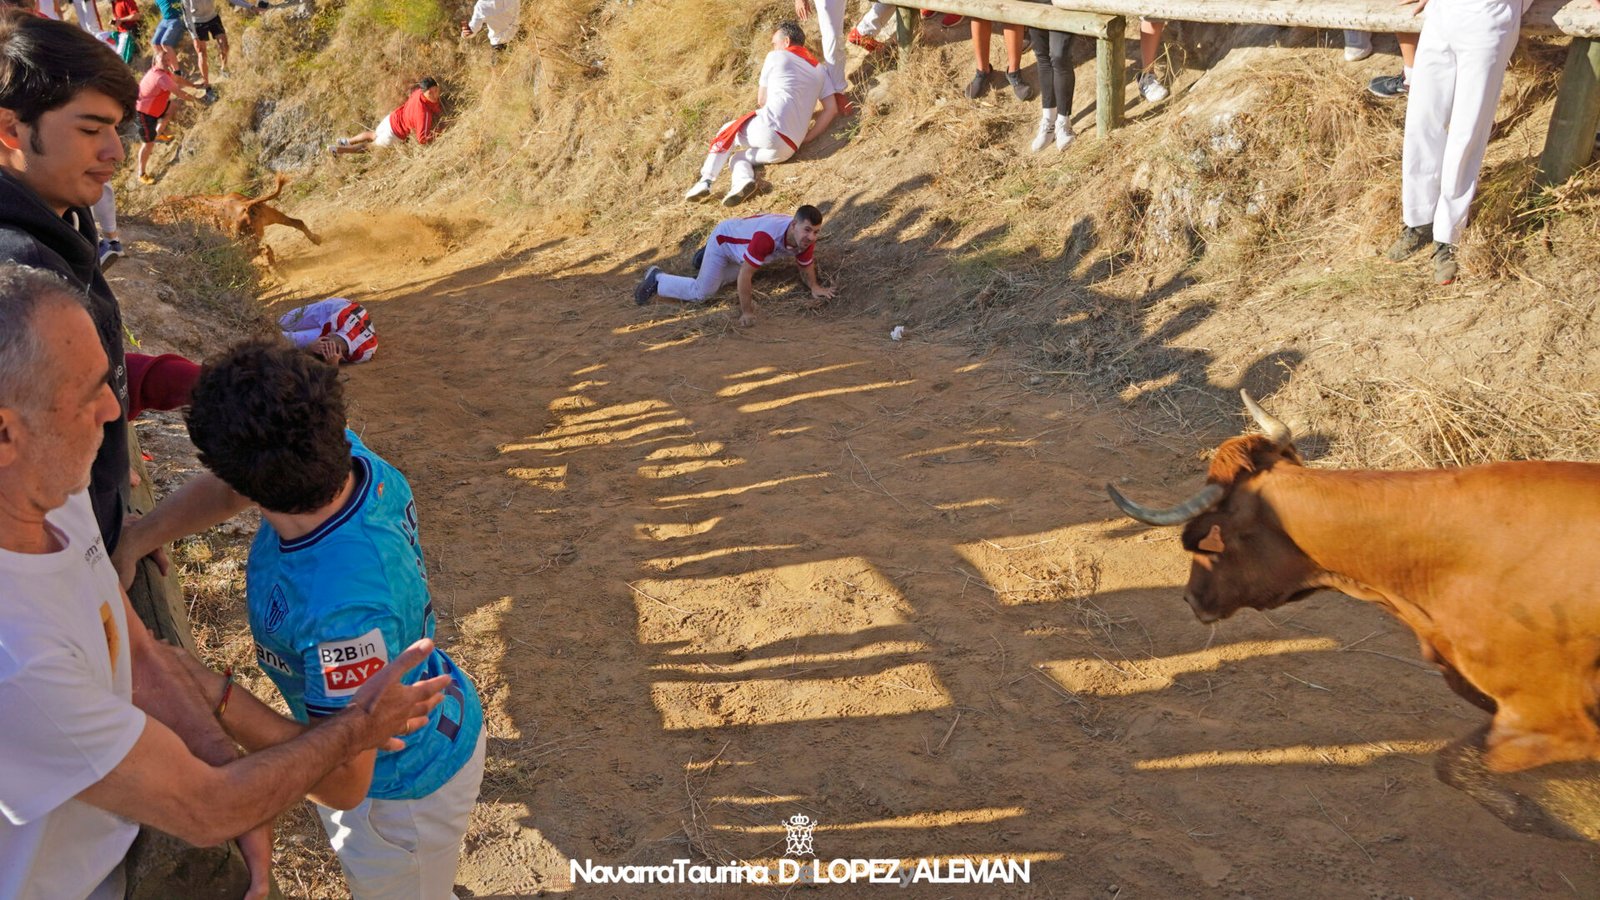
[0,263,450,899]
[0,16,251,585]
[684,23,838,206]
[185,339,486,898]
[634,204,835,327]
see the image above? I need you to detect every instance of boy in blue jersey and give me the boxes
[185,339,485,899]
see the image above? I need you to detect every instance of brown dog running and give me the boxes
[169,173,321,267]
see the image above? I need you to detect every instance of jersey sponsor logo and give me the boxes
[256,642,291,674]
[264,585,289,633]
[317,627,389,697]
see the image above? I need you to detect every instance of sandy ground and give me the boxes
[114,209,1600,897]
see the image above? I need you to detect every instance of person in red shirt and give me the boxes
[134,45,203,184]
[109,0,140,63]
[330,76,442,156]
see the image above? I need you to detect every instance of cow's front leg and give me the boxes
[1435,725,1589,840]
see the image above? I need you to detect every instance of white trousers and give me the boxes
[1401,0,1520,245]
[316,731,486,900]
[854,2,895,37]
[658,243,740,303]
[73,0,103,30]
[698,117,795,191]
[814,0,848,95]
[91,184,117,237]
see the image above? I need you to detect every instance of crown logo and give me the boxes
[782,813,817,857]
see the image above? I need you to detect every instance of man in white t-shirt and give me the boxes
[684,21,840,207]
[633,205,836,327]
[0,264,450,900]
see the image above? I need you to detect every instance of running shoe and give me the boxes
[1138,72,1168,103]
[847,28,884,52]
[138,174,155,185]
[685,178,713,201]
[1030,117,1051,152]
[1342,30,1373,62]
[965,68,992,100]
[634,266,661,306]
[97,239,122,271]
[692,245,705,270]
[1384,224,1432,262]
[1007,69,1033,101]
[722,181,756,206]
[1368,73,1408,99]
[940,13,964,27]
[1432,243,1458,285]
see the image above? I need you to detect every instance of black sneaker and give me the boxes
[965,68,992,100]
[634,265,661,306]
[1368,73,1407,99]
[1384,224,1432,261]
[1432,243,1458,285]
[691,245,705,270]
[1006,69,1033,101]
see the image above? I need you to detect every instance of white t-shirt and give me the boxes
[757,48,828,147]
[467,0,518,46]
[0,491,147,900]
[279,298,379,364]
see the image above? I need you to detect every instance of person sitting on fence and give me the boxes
[966,18,1031,101]
[632,204,836,327]
[331,76,443,155]
[1024,5,1074,151]
[683,22,838,207]
[279,297,378,364]
[1383,0,1529,284]
[1137,18,1168,102]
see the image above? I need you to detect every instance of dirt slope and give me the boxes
[243,216,1600,897]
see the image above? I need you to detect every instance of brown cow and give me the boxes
[170,173,321,267]
[1107,391,1600,786]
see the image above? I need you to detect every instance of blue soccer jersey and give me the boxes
[246,430,483,801]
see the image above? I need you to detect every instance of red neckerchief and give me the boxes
[785,44,820,66]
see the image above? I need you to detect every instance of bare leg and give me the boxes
[195,38,211,85]
[1002,22,1023,71]
[1140,19,1165,70]
[334,131,377,154]
[970,18,992,72]
[216,33,229,74]
[1398,31,1417,70]
[137,141,153,178]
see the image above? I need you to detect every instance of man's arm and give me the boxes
[735,261,759,327]
[112,471,251,588]
[165,644,375,809]
[798,260,836,301]
[78,637,448,847]
[802,92,841,146]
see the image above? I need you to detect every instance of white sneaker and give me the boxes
[684,178,713,201]
[1342,30,1373,62]
[722,180,756,206]
[1055,118,1075,150]
[1030,115,1052,152]
[1138,72,1168,103]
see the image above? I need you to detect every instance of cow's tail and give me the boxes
[246,173,290,208]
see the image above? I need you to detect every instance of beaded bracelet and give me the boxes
[215,666,235,718]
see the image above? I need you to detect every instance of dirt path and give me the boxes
[263,219,1598,897]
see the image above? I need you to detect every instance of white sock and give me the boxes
[1402,65,1412,86]
[1055,113,1070,128]
[1040,107,1055,122]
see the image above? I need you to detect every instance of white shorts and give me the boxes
[371,117,397,148]
[316,730,486,899]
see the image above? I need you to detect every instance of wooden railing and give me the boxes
[889,0,1600,183]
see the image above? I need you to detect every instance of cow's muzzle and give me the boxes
[1184,591,1221,623]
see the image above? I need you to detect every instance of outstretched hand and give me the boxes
[794,0,813,19]
[1402,0,1429,15]
[348,638,450,752]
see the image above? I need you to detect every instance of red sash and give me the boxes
[710,111,759,153]
[785,44,821,66]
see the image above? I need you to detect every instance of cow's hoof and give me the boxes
[1436,728,1596,841]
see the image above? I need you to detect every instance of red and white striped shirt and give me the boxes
[710,213,815,270]
[279,298,378,364]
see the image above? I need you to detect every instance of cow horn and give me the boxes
[1240,389,1291,447]
[1106,483,1225,527]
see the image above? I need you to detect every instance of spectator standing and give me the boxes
[182,0,268,88]
[134,45,204,184]
[682,23,837,206]
[793,0,851,112]
[183,341,486,899]
[459,0,517,51]
[109,0,139,63]
[90,184,121,268]
[1386,0,1528,283]
[633,205,836,327]
[151,0,183,51]
[331,77,443,155]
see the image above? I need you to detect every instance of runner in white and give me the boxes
[685,22,839,207]
[460,0,518,50]
[793,0,850,109]
[279,298,378,364]
[1388,0,1530,284]
[633,206,837,327]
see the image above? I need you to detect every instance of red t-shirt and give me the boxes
[136,66,180,118]
[386,89,441,145]
[113,0,139,31]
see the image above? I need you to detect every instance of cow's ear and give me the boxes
[1198,524,1225,554]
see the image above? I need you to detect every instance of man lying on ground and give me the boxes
[633,204,836,327]
[278,297,378,365]
[331,77,442,155]
[183,340,486,898]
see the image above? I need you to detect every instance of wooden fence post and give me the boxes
[1536,37,1600,186]
[896,4,914,51]
[1097,15,1126,136]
